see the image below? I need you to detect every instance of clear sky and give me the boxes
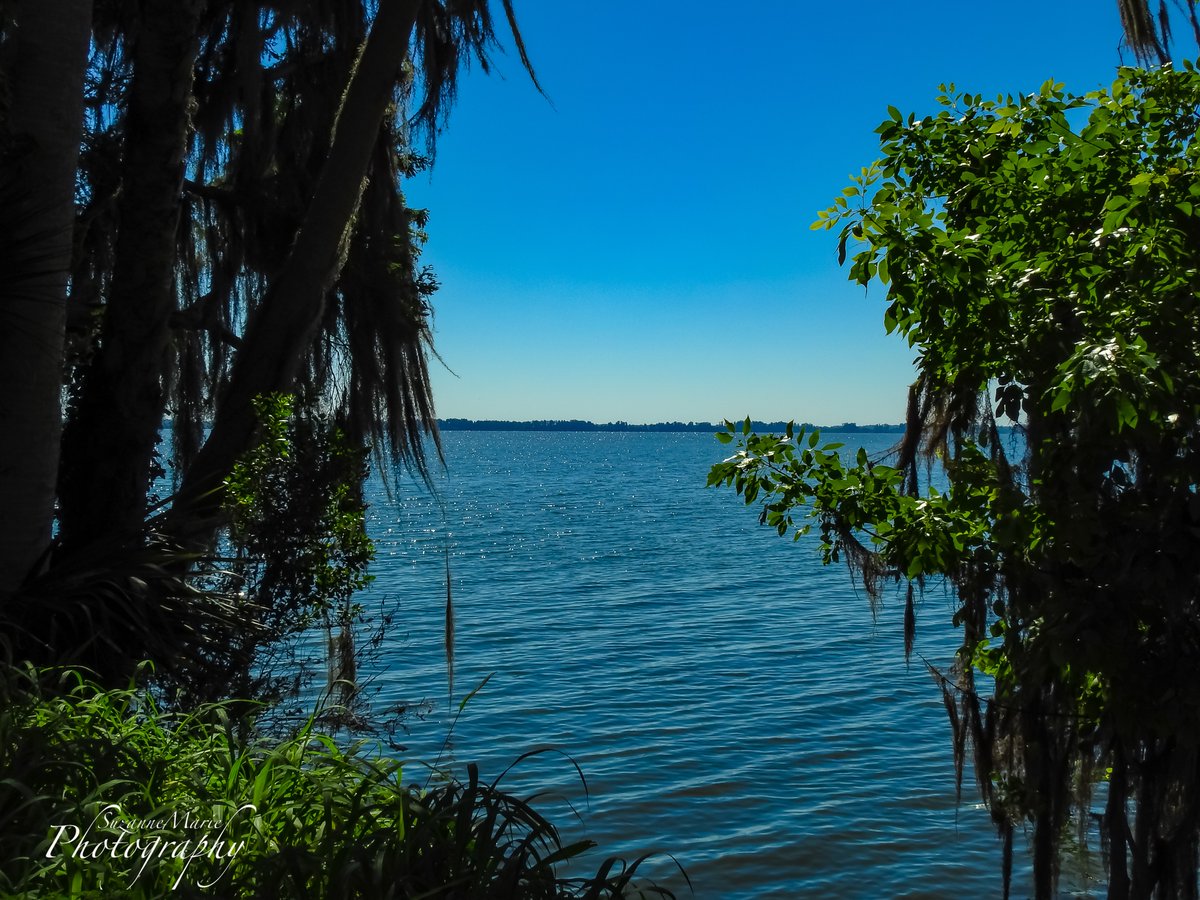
[405,1,1136,425]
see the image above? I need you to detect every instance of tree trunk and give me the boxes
[57,0,206,550]
[167,0,421,543]
[0,1,92,591]
[1107,743,1131,900]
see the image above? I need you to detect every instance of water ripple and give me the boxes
[363,432,1044,898]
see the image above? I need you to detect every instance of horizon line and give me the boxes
[435,418,907,432]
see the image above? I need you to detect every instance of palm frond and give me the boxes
[1,534,259,686]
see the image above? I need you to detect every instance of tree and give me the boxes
[711,65,1200,899]
[0,1,537,680]
[0,1,92,590]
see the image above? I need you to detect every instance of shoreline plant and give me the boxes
[0,663,680,898]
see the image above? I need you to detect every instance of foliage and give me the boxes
[0,0,541,678]
[1,390,382,721]
[225,394,375,615]
[59,0,537,517]
[712,65,1200,899]
[0,9,684,897]
[0,534,248,686]
[0,664,679,899]
[197,393,378,716]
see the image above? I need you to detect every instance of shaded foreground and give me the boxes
[0,664,681,898]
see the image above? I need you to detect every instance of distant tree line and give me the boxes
[437,418,908,433]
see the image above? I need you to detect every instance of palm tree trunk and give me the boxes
[167,0,421,543]
[57,0,206,550]
[0,1,92,590]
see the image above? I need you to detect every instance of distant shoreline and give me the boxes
[437,419,907,433]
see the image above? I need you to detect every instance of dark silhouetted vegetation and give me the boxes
[0,2,682,895]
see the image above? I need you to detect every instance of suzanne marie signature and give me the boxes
[45,802,257,890]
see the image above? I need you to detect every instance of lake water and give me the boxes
[359,430,1062,899]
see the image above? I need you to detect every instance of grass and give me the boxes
[0,664,682,898]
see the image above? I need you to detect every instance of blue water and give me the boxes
[359,431,1067,898]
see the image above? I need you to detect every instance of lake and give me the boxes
[358,430,1070,898]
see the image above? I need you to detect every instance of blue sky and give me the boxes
[406,2,1135,425]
